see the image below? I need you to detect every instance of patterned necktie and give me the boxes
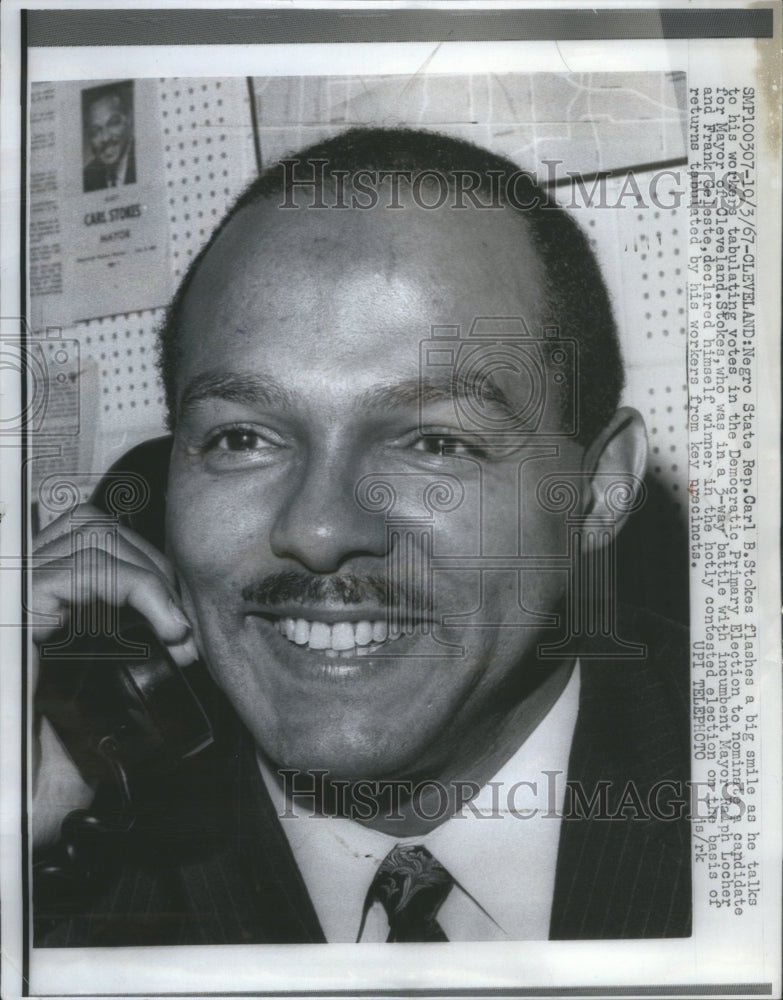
[360,844,454,942]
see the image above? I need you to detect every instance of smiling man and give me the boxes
[33,128,691,945]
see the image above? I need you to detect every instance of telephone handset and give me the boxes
[34,611,218,918]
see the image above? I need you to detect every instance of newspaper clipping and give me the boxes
[0,3,780,999]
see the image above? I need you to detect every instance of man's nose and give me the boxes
[270,457,388,573]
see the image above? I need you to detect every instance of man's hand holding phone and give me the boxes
[31,503,198,847]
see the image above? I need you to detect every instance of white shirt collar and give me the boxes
[109,141,131,185]
[258,662,580,942]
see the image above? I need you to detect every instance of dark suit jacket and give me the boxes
[34,606,691,946]
[83,143,136,192]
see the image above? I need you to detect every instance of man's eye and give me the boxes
[186,424,285,471]
[411,435,485,459]
[197,426,281,462]
[211,428,268,452]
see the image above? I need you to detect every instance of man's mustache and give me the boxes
[241,570,429,611]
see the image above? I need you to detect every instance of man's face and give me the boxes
[166,194,586,784]
[87,94,131,167]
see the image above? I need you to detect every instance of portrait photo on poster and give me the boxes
[80,80,137,193]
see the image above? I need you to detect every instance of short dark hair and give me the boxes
[84,82,131,120]
[157,126,624,444]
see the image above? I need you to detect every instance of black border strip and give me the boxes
[27,8,773,46]
[20,7,31,998]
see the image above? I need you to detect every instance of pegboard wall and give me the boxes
[34,73,690,561]
[586,170,688,519]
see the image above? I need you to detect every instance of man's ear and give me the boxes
[579,407,648,536]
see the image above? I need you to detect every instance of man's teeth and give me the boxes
[275,617,397,654]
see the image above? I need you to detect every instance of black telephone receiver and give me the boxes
[36,438,218,815]
[33,438,224,918]
[36,613,215,804]
[34,613,218,917]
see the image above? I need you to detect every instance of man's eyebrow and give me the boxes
[179,371,295,416]
[356,374,516,421]
[178,370,516,422]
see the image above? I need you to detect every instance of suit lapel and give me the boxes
[550,609,691,939]
[241,739,326,943]
[175,728,325,943]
